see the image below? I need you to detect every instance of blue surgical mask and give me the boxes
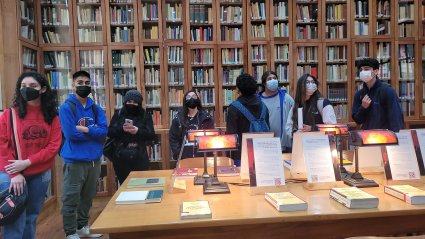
[266,79,279,91]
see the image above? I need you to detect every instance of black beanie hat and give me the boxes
[124,90,142,104]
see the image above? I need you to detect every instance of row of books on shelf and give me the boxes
[250,2,266,20]
[325,25,346,39]
[47,71,72,90]
[223,68,242,85]
[354,0,368,18]
[44,51,71,69]
[144,67,160,85]
[150,110,162,126]
[296,5,318,23]
[326,46,347,62]
[273,1,288,20]
[191,49,213,65]
[168,67,184,86]
[399,82,415,101]
[146,89,161,107]
[80,50,103,67]
[23,47,37,68]
[253,65,266,83]
[399,23,415,38]
[220,6,242,24]
[326,65,348,82]
[110,5,134,25]
[190,27,213,42]
[197,88,215,106]
[327,87,347,102]
[276,64,289,83]
[251,45,266,62]
[354,21,368,36]
[112,50,135,67]
[112,26,134,43]
[78,28,102,43]
[41,6,70,26]
[92,91,107,109]
[274,23,289,38]
[87,69,105,88]
[221,27,242,42]
[333,103,348,120]
[141,3,159,21]
[143,26,159,40]
[325,4,346,22]
[251,24,266,38]
[168,88,184,107]
[222,48,243,65]
[399,61,415,80]
[147,143,161,161]
[223,88,238,106]
[398,3,415,21]
[189,4,212,24]
[168,46,184,64]
[191,68,214,86]
[144,48,160,64]
[401,100,415,117]
[43,30,68,44]
[166,25,183,40]
[376,43,391,60]
[21,26,36,42]
[77,5,102,26]
[113,69,137,88]
[296,25,318,40]
[165,3,182,22]
[20,1,35,23]
[297,47,318,63]
[296,66,317,79]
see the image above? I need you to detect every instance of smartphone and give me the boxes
[125,119,133,124]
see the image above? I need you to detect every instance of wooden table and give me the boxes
[91,170,425,239]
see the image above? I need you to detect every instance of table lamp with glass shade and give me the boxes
[317,124,349,178]
[184,129,221,185]
[345,129,398,187]
[195,134,239,194]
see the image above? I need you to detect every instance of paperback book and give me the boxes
[265,192,307,212]
[180,200,212,219]
[115,190,163,205]
[384,185,425,205]
[217,165,239,177]
[127,177,165,188]
[330,187,379,209]
[173,168,198,178]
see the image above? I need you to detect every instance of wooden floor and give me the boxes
[36,197,111,239]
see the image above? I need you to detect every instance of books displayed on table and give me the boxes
[115,190,164,205]
[330,187,379,209]
[384,185,425,205]
[127,177,165,188]
[265,192,307,212]
[180,200,212,219]
[173,168,199,178]
[217,165,239,177]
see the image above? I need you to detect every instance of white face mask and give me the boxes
[266,79,279,91]
[306,83,317,96]
[360,70,372,83]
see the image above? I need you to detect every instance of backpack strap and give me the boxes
[260,102,267,119]
[230,101,256,123]
[278,90,286,135]
[65,101,98,124]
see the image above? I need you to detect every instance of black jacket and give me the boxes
[226,95,270,162]
[169,110,214,160]
[107,108,155,169]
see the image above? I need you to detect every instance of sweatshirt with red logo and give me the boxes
[0,105,62,178]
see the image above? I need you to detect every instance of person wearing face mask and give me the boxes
[259,71,295,153]
[59,71,108,239]
[286,73,337,134]
[107,90,155,184]
[352,58,404,131]
[0,72,61,239]
[169,90,214,161]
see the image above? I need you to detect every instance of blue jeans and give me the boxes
[0,170,51,239]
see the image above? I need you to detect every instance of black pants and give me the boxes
[112,157,149,185]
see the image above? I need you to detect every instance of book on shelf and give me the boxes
[180,200,212,219]
[384,185,425,205]
[330,187,379,209]
[172,168,199,178]
[265,192,308,212]
[216,165,239,177]
[115,189,164,205]
[127,177,165,188]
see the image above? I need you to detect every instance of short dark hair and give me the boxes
[72,70,91,81]
[261,70,277,85]
[236,73,257,96]
[357,58,379,71]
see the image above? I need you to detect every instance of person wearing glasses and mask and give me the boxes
[169,90,214,161]
[352,58,404,132]
[59,70,108,239]
[286,73,337,134]
[259,71,294,153]
[107,90,155,185]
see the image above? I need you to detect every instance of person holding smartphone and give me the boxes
[107,90,155,184]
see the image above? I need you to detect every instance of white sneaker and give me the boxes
[77,225,103,238]
[65,233,80,239]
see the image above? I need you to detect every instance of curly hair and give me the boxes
[357,58,380,71]
[13,72,58,124]
[236,73,257,96]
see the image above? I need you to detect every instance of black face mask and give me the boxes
[125,104,140,115]
[76,85,92,98]
[186,98,199,109]
[20,87,40,101]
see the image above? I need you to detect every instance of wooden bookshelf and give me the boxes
[139,0,163,43]
[73,0,106,45]
[38,0,74,46]
[18,0,38,45]
[20,41,40,73]
[186,0,215,44]
[106,0,138,45]
[351,0,372,38]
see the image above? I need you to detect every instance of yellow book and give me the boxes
[180,200,212,219]
[144,48,151,63]
[384,185,425,205]
[265,192,307,212]
[330,187,379,209]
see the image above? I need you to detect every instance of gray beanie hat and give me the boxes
[124,90,142,104]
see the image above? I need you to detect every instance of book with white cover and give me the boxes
[330,187,379,209]
[265,192,307,212]
[180,200,212,219]
[384,185,425,205]
[115,190,163,205]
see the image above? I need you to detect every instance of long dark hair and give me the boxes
[13,72,58,124]
[181,90,203,125]
[292,73,322,131]
[260,70,278,94]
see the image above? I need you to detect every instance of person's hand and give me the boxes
[302,124,312,132]
[5,159,31,174]
[76,125,89,133]
[126,126,139,135]
[362,94,372,109]
[9,174,26,196]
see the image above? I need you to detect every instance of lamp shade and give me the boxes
[349,129,398,147]
[187,129,221,143]
[196,134,239,152]
[317,124,349,135]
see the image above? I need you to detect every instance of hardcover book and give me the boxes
[384,185,425,205]
[265,192,307,212]
[127,177,165,188]
[173,168,199,178]
[180,200,212,219]
[330,187,379,209]
[217,165,239,177]
[115,190,163,205]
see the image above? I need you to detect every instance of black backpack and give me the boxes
[59,101,98,156]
